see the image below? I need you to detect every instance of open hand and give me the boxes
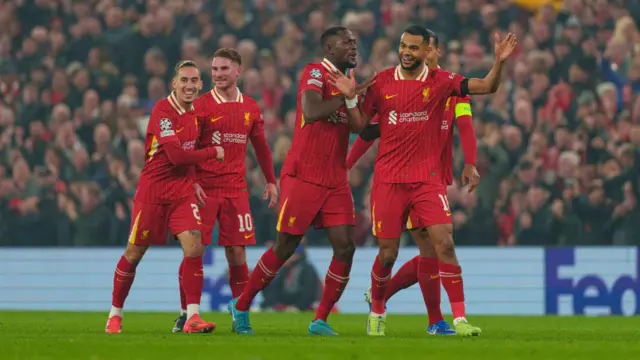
[355,72,377,96]
[327,71,357,99]
[494,32,518,62]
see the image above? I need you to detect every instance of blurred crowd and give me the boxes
[1,0,640,247]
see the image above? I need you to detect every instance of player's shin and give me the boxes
[384,255,419,301]
[370,240,398,314]
[417,256,444,325]
[235,234,297,311]
[111,245,146,318]
[178,260,187,314]
[440,261,466,319]
[315,258,352,321]
[225,246,249,299]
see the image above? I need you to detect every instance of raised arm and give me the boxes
[465,33,518,95]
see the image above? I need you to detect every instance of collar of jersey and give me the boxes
[167,91,194,115]
[322,58,340,73]
[211,87,244,103]
[394,64,429,82]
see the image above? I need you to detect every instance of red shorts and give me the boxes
[371,182,451,239]
[276,175,355,235]
[199,192,255,246]
[128,196,202,246]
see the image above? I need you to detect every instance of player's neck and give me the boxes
[175,97,192,111]
[401,63,427,80]
[325,57,346,73]
[215,86,239,102]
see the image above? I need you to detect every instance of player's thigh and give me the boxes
[370,182,410,239]
[199,195,222,245]
[218,194,256,246]
[317,183,355,228]
[276,175,327,236]
[410,184,452,227]
[127,200,169,246]
[167,195,203,237]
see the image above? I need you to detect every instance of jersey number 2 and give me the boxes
[190,204,201,221]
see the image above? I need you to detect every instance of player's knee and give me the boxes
[334,239,356,264]
[430,225,455,259]
[181,230,204,257]
[273,232,302,260]
[378,248,398,267]
[224,246,246,265]
[124,244,147,264]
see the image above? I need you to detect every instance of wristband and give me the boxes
[345,95,358,109]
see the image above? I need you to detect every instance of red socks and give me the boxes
[370,256,393,314]
[418,257,444,325]
[439,261,466,319]
[112,256,137,308]
[181,256,204,306]
[228,263,250,299]
[178,260,186,311]
[236,248,285,311]
[384,256,419,301]
[314,258,351,321]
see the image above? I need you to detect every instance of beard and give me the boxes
[399,55,422,71]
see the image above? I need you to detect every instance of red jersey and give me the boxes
[362,65,466,184]
[195,88,276,198]
[135,92,200,204]
[280,59,351,188]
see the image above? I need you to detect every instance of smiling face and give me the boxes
[172,64,202,105]
[211,56,241,91]
[398,32,431,71]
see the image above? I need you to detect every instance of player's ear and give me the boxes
[197,79,203,91]
[236,66,241,77]
[171,76,177,91]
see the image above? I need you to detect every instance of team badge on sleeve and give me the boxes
[159,118,175,137]
[310,68,322,79]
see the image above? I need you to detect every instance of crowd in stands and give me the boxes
[1,0,639,247]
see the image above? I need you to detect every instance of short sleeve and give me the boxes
[299,65,325,95]
[361,78,381,118]
[440,70,467,97]
[149,105,178,145]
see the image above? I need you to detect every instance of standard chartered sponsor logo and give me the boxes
[389,110,429,125]
[389,110,397,125]
[223,133,248,144]
[212,131,221,145]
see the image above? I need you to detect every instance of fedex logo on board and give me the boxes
[545,248,640,316]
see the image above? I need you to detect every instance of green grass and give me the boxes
[1,311,639,359]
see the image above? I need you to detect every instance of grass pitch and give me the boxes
[1,311,639,359]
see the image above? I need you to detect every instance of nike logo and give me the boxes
[244,233,254,239]
[452,280,461,284]
[430,275,439,280]
[385,94,398,99]
[210,116,223,123]
[331,90,341,96]
[176,127,184,133]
